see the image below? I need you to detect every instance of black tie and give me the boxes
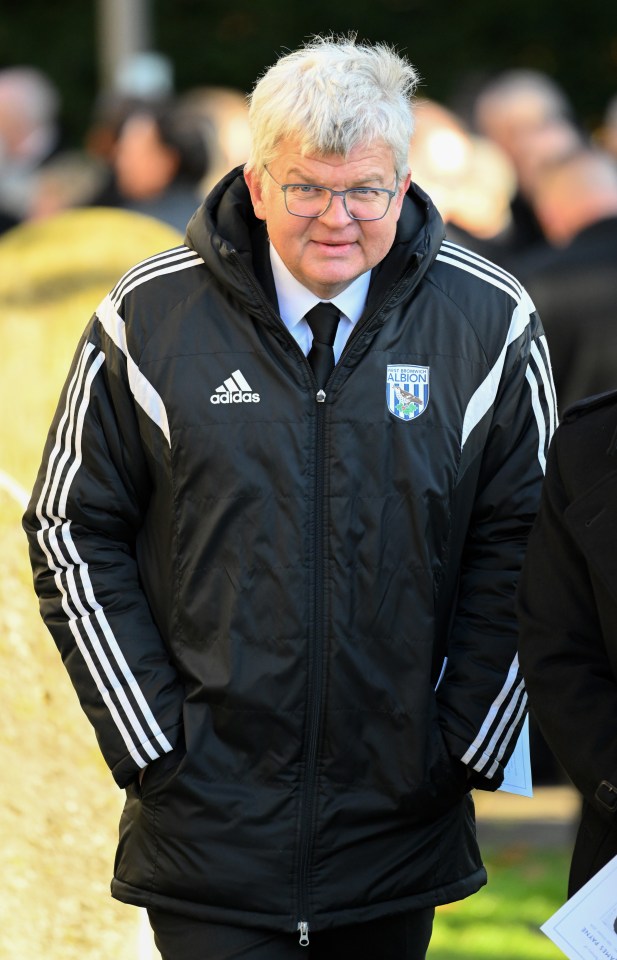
[305,302,340,389]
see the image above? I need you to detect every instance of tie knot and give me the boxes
[305,302,340,347]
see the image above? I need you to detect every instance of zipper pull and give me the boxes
[316,389,326,403]
[297,920,310,946]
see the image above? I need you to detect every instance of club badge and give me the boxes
[386,365,430,421]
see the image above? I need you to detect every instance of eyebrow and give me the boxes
[284,167,387,186]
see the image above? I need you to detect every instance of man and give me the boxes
[515,148,617,410]
[517,391,617,897]
[23,37,555,960]
[471,68,584,263]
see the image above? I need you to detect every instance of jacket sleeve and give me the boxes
[436,294,556,790]
[22,304,185,788]
[517,433,617,817]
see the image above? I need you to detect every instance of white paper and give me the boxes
[541,854,617,960]
[498,715,533,797]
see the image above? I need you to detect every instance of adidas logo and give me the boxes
[210,369,260,405]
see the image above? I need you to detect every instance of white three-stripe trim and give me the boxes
[97,294,172,446]
[459,295,535,451]
[33,248,204,762]
[460,653,528,777]
[35,347,173,767]
[96,246,205,448]
[437,242,555,471]
[437,242,555,773]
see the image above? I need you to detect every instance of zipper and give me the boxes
[229,261,393,938]
[228,251,415,938]
[295,389,328,943]
[230,254,328,940]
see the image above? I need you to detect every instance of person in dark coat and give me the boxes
[517,390,617,896]
[515,148,617,410]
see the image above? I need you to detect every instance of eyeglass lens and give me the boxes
[284,185,391,220]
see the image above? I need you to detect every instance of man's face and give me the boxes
[245,138,411,299]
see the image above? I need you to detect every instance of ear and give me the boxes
[398,170,412,207]
[244,166,267,221]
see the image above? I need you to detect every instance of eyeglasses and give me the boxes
[263,165,398,221]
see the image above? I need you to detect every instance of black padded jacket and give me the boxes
[23,167,556,937]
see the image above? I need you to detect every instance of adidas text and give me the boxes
[210,369,260,405]
[210,391,260,404]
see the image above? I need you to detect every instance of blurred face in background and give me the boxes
[114,112,180,200]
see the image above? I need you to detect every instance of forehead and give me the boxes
[273,136,396,183]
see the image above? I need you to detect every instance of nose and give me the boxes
[320,192,354,226]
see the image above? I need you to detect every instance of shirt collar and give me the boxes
[269,240,371,334]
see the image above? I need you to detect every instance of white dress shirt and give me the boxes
[269,242,371,363]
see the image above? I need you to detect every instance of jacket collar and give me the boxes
[184,166,446,320]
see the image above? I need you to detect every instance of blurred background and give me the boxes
[3,0,617,145]
[2,2,617,958]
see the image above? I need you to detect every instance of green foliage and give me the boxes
[0,2,97,146]
[1,0,616,146]
[429,846,570,959]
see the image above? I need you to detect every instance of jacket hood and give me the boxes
[184,165,447,311]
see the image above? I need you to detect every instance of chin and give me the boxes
[307,267,359,293]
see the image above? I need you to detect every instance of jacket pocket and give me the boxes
[405,721,469,823]
[136,739,187,800]
[433,723,470,796]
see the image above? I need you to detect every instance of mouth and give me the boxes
[310,239,356,253]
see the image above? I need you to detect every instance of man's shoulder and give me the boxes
[553,390,617,472]
[108,244,206,313]
[433,238,526,305]
[561,389,617,425]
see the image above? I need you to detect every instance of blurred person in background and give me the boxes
[178,85,252,195]
[410,97,517,261]
[27,149,111,220]
[517,389,617,896]
[81,91,168,209]
[23,36,554,960]
[596,91,617,161]
[472,68,586,261]
[516,147,617,410]
[103,101,210,232]
[0,66,62,232]
[81,51,181,214]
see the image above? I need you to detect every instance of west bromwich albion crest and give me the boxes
[386,365,430,421]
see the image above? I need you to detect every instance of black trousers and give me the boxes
[148,907,435,960]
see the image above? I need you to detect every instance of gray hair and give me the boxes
[0,67,60,130]
[246,35,419,182]
[473,69,573,132]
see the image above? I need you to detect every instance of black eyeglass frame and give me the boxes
[263,165,399,221]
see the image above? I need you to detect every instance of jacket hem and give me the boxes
[111,867,487,934]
